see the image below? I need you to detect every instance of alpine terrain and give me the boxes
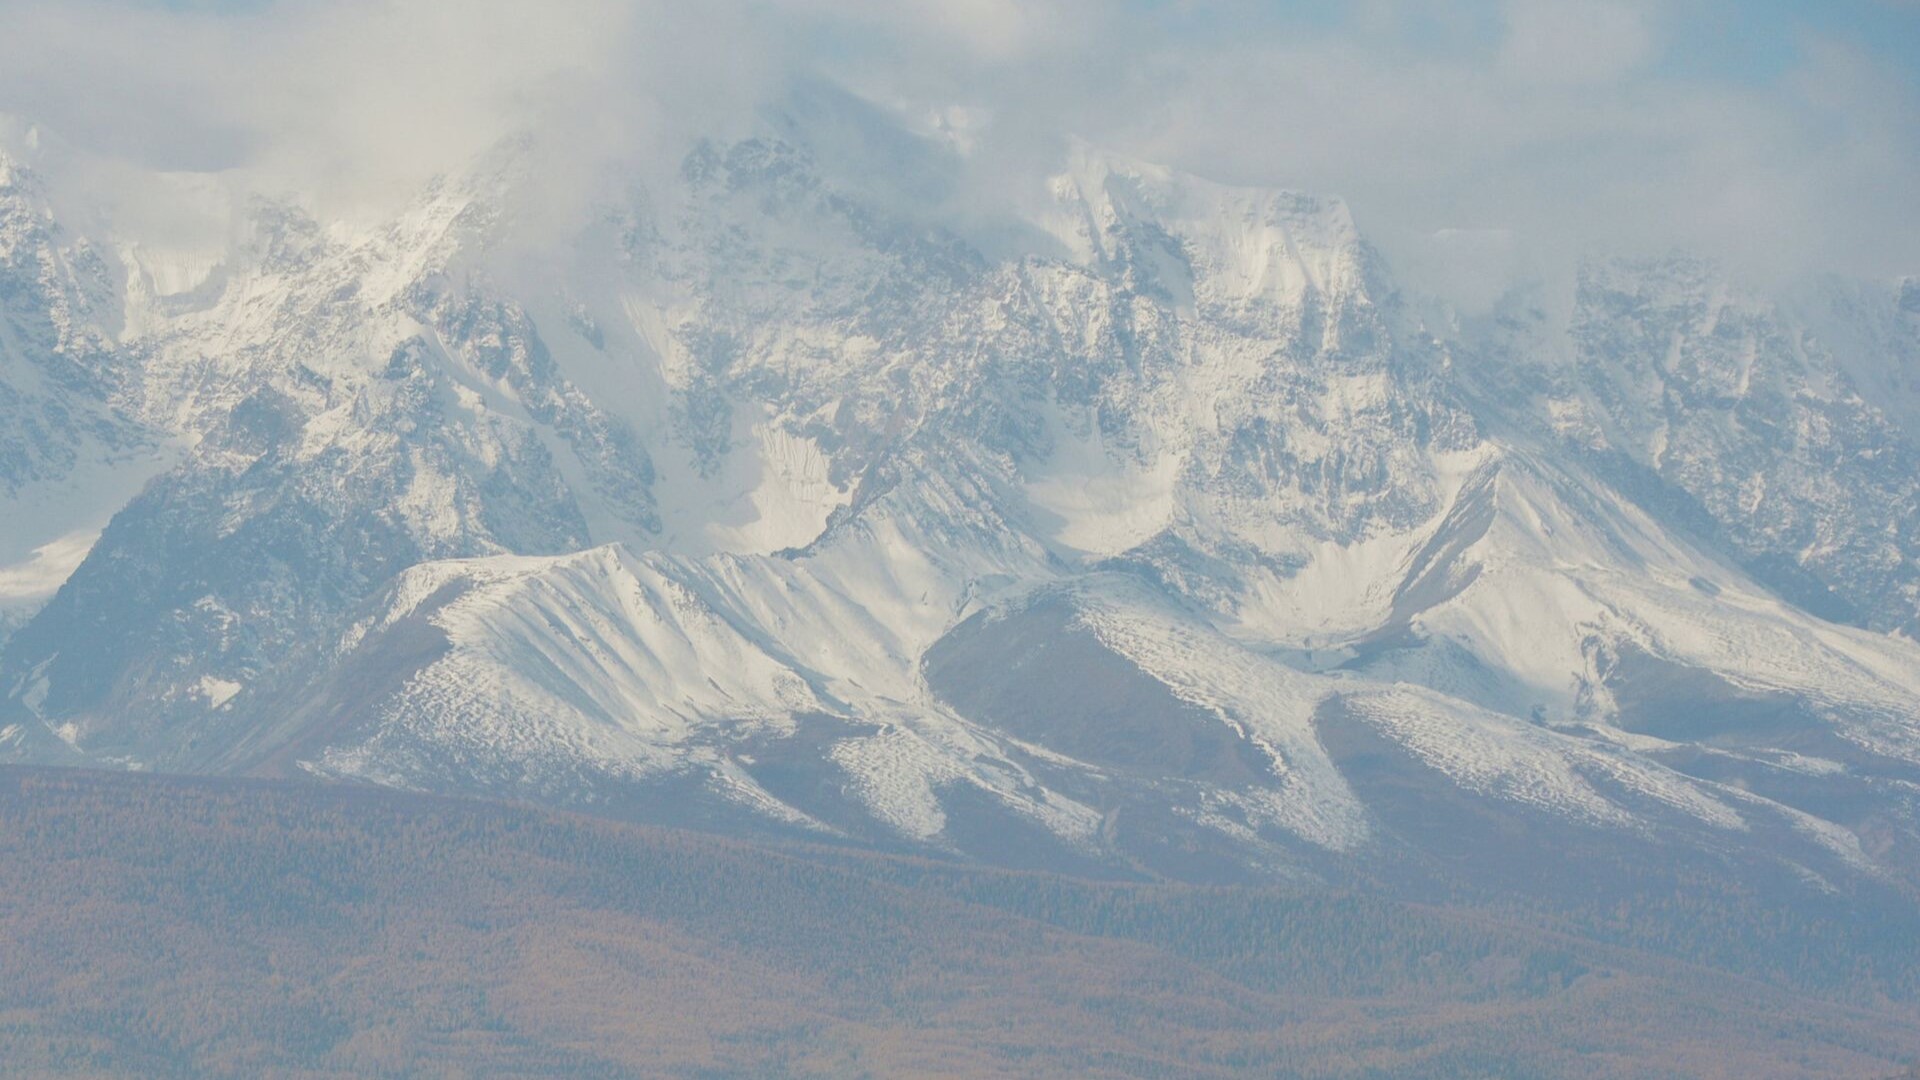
[0,81,1919,1074]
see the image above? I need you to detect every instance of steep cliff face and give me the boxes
[1465,256,1920,635]
[0,140,168,645]
[0,102,1915,895]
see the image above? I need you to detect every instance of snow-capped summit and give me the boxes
[0,94,1916,900]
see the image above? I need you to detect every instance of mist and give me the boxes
[0,0,1913,307]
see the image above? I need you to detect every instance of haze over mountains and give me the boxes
[0,30,1917,1072]
[0,2,1912,1068]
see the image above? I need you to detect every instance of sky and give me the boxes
[0,0,1913,304]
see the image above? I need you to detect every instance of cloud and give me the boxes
[1070,1,1919,296]
[0,0,783,218]
[0,0,1912,301]
[1500,0,1653,84]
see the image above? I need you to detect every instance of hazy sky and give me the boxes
[0,0,1913,301]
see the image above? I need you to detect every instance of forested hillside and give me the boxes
[0,767,1914,1079]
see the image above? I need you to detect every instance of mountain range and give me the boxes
[1,89,1917,927]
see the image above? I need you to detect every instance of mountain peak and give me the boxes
[0,103,1913,911]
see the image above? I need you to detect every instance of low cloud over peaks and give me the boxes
[0,0,1912,300]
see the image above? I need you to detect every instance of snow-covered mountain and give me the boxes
[0,94,1916,899]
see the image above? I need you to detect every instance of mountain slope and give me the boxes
[0,97,1914,907]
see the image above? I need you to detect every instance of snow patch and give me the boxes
[195,676,243,710]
